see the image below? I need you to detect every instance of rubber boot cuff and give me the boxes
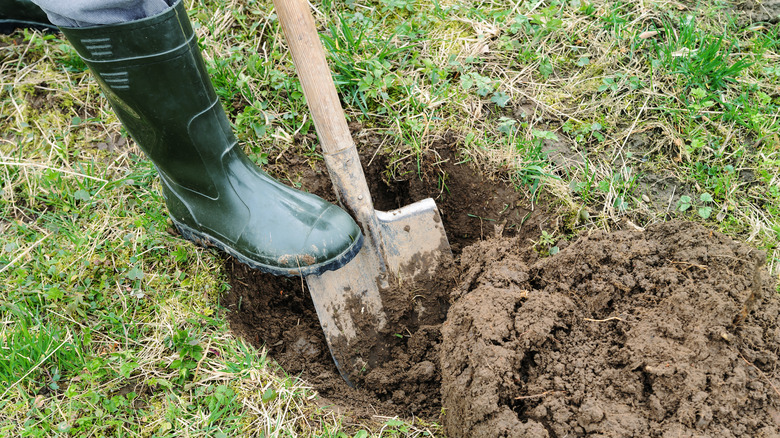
[0,0,58,33]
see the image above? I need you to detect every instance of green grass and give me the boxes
[2,0,779,436]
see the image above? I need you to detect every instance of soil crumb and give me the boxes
[441,221,780,437]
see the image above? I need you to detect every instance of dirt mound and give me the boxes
[441,221,780,437]
[222,138,780,434]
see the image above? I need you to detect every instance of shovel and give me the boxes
[273,0,452,386]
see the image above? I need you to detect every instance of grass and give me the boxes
[1,0,779,436]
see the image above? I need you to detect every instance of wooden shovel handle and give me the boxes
[273,0,353,154]
[274,0,386,267]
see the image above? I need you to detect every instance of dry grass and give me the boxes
[1,0,778,436]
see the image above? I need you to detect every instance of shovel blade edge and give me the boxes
[376,197,452,279]
[305,197,452,385]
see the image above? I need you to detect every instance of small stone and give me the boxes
[530,404,548,420]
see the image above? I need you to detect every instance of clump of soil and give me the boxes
[441,221,780,437]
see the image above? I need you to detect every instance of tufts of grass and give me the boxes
[652,14,753,93]
[1,19,436,437]
[2,0,779,436]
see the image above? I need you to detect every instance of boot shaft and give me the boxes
[60,0,230,197]
[56,0,364,276]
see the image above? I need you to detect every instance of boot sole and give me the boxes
[172,218,363,277]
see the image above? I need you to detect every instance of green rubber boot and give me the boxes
[0,0,57,33]
[59,0,363,276]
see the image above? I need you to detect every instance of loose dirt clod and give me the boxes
[441,221,780,437]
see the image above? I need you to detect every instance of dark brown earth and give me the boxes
[221,138,556,421]
[441,222,780,437]
[220,136,780,436]
[739,0,780,24]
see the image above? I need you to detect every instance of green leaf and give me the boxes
[460,74,474,90]
[576,56,590,67]
[47,286,64,300]
[699,193,713,203]
[497,117,517,134]
[688,137,705,153]
[679,195,692,212]
[126,267,144,281]
[120,361,138,378]
[547,18,563,30]
[251,122,267,138]
[698,206,712,219]
[539,57,553,79]
[628,76,644,90]
[353,431,368,438]
[261,388,277,403]
[174,246,188,263]
[74,189,90,201]
[151,378,173,389]
[384,419,406,427]
[690,87,707,100]
[532,129,558,141]
[491,92,510,107]
[475,78,493,96]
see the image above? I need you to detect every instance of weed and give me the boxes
[165,329,204,384]
[533,230,560,256]
[653,15,753,93]
[678,192,716,219]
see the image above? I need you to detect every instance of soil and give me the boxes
[738,0,780,23]
[441,222,780,437]
[221,136,780,436]
[221,138,555,421]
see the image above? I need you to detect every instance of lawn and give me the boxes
[1,0,778,436]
